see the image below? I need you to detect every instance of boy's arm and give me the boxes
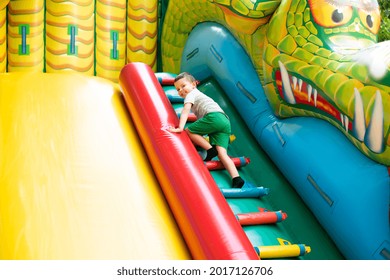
[169,102,192,133]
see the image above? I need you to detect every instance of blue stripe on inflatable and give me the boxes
[275,211,283,222]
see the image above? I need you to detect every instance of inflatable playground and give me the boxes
[0,0,389,260]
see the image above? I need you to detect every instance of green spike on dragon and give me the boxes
[162,0,390,166]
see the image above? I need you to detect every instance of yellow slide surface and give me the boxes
[0,72,190,259]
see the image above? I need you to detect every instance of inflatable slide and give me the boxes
[0,0,388,260]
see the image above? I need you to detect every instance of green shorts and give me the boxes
[187,112,231,149]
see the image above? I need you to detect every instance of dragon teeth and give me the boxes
[298,79,303,92]
[292,76,298,90]
[364,90,384,153]
[278,61,296,104]
[279,62,385,154]
[353,88,366,141]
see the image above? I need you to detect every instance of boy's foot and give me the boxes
[232,176,245,188]
[204,146,218,161]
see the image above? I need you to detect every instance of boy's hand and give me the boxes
[168,126,182,133]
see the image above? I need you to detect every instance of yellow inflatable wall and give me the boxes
[0,0,158,82]
[0,1,8,72]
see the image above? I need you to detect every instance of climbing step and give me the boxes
[236,208,287,226]
[254,238,311,259]
[205,156,250,170]
[220,185,269,198]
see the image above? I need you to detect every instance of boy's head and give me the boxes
[174,72,196,83]
[174,72,197,98]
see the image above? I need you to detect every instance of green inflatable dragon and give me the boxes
[161,0,389,166]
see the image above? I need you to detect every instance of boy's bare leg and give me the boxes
[186,130,212,150]
[215,146,239,178]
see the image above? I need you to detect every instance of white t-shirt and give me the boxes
[184,88,224,119]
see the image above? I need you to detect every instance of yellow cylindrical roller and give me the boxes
[7,0,44,72]
[254,238,311,259]
[255,244,311,259]
[0,6,6,72]
[127,0,158,70]
[95,0,127,83]
[45,0,94,75]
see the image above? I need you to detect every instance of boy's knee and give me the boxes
[215,146,227,156]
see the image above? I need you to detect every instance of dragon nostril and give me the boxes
[355,22,361,32]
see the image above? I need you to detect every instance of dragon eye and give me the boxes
[309,0,353,28]
[358,8,381,34]
[332,9,344,23]
[366,15,373,28]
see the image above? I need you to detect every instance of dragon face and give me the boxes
[162,0,389,165]
[308,0,381,54]
[263,0,389,165]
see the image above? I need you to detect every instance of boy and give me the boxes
[168,72,245,188]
